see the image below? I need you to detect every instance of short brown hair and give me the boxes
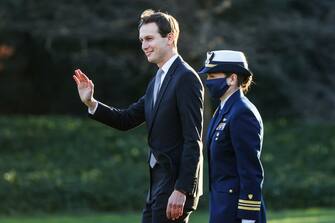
[138,9,180,47]
[226,73,253,94]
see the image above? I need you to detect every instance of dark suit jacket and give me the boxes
[207,90,266,223]
[89,56,204,210]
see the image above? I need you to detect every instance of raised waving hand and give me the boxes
[73,69,97,108]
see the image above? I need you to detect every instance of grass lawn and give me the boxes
[0,209,334,223]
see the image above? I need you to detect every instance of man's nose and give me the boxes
[142,41,148,50]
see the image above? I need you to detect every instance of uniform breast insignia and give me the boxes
[215,120,227,141]
[216,121,227,131]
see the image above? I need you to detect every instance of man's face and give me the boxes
[139,23,170,66]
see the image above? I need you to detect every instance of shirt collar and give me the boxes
[160,54,179,74]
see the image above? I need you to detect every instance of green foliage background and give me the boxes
[0,117,148,213]
[0,117,334,213]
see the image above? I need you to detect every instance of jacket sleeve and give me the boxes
[174,71,204,195]
[89,96,145,131]
[230,107,264,221]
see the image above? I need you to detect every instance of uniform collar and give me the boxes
[220,89,244,115]
[220,88,240,109]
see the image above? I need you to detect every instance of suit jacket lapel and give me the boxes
[148,57,181,136]
[146,79,155,128]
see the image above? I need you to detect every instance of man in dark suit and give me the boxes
[198,50,266,223]
[73,9,204,223]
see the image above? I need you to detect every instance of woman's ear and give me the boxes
[229,73,238,86]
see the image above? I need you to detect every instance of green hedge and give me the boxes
[0,116,149,213]
[0,116,334,213]
[262,119,335,209]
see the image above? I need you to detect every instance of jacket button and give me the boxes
[229,189,233,193]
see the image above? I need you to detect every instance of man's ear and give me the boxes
[167,32,175,46]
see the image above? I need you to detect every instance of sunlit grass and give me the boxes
[0,209,334,223]
[268,208,335,223]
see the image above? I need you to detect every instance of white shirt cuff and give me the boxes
[242,220,255,223]
[88,102,98,114]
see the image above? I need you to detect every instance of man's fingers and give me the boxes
[74,69,80,76]
[178,207,184,218]
[166,203,172,219]
[74,69,94,88]
[169,203,182,220]
[177,204,184,219]
[74,69,87,82]
[169,203,175,220]
[74,69,84,83]
[175,204,181,219]
[73,75,80,86]
[166,191,185,221]
[177,204,184,218]
[78,69,90,81]
[89,80,94,88]
[172,203,178,219]
[74,69,82,79]
[176,201,184,219]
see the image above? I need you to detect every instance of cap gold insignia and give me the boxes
[248,194,253,200]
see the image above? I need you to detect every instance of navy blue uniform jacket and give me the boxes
[89,57,204,210]
[207,90,266,223]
